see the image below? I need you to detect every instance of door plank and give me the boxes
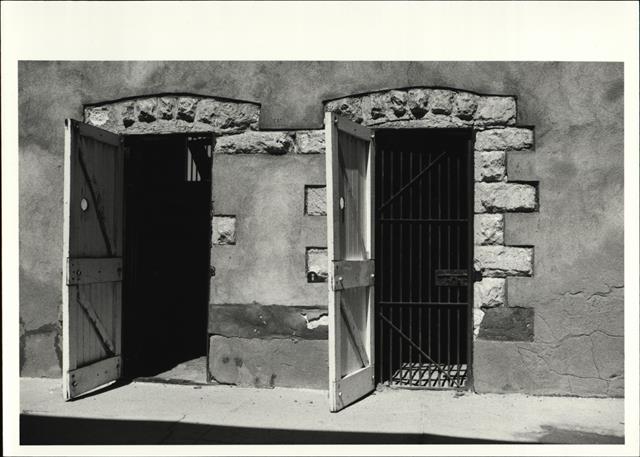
[77,146,114,256]
[332,259,375,291]
[331,365,374,412]
[74,287,116,355]
[333,114,371,142]
[67,355,121,399]
[67,257,122,285]
[340,298,369,367]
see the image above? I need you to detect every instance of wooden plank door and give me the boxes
[62,119,124,400]
[325,112,375,412]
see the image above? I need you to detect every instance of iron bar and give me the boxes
[379,150,447,212]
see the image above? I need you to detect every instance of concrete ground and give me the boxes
[19,377,624,445]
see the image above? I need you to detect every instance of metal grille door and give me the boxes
[375,129,473,389]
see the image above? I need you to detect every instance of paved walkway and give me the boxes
[19,377,624,445]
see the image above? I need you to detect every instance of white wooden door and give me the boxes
[62,119,124,400]
[325,112,375,412]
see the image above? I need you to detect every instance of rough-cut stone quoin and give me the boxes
[475,150,506,182]
[474,277,506,308]
[475,182,537,213]
[213,132,294,155]
[475,96,517,126]
[475,127,534,151]
[295,130,325,154]
[305,186,327,216]
[453,92,478,120]
[475,246,533,277]
[306,248,328,281]
[212,216,237,245]
[474,213,504,245]
[84,95,260,135]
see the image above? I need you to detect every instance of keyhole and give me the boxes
[80,198,89,212]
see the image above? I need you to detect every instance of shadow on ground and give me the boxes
[21,414,523,445]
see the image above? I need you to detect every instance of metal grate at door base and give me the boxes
[390,363,468,388]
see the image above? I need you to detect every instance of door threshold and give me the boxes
[127,355,208,386]
[131,377,209,387]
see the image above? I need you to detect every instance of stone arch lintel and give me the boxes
[323,86,518,129]
[84,93,261,136]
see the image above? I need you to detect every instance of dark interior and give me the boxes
[374,129,473,388]
[122,134,212,378]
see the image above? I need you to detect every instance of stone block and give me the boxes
[176,97,198,122]
[305,186,326,216]
[196,99,259,134]
[208,304,328,340]
[428,89,454,115]
[212,216,236,245]
[158,96,176,120]
[325,97,363,123]
[475,245,533,277]
[474,96,517,126]
[387,90,409,118]
[208,335,328,389]
[85,106,110,127]
[213,131,294,155]
[475,127,534,151]
[453,92,478,120]
[120,101,136,128]
[366,90,409,122]
[136,98,157,123]
[474,277,506,308]
[475,182,537,213]
[478,307,534,341]
[306,248,328,282]
[407,88,429,118]
[474,213,504,245]
[475,150,506,182]
[295,130,325,154]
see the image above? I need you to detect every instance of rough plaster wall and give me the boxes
[19,62,623,396]
[211,154,326,307]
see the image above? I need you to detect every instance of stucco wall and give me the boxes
[18,61,623,396]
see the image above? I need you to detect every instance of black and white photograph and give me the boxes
[2,1,639,455]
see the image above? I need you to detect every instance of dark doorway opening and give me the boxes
[374,129,473,389]
[122,134,212,381]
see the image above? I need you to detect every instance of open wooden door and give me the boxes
[62,119,124,400]
[325,112,375,412]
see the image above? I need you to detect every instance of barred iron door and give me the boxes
[375,129,473,389]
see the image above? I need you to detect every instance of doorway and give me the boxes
[374,129,473,389]
[122,134,212,382]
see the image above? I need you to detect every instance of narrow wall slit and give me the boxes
[374,129,473,389]
[122,134,212,382]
